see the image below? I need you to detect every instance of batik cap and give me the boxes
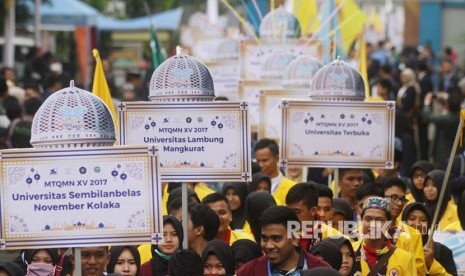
[361,196,392,220]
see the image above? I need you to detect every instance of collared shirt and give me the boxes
[268,248,307,276]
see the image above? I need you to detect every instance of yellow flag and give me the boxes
[92,49,118,136]
[359,34,370,99]
[293,0,319,37]
[336,0,367,53]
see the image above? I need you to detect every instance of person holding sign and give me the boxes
[254,139,296,204]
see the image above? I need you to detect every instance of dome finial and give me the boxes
[70,80,75,88]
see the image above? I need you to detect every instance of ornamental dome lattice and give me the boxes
[260,51,296,79]
[259,6,301,40]
[30,81,116,148]
[309,58,366,101]
[283,55,323,88]
[149,47,215,102]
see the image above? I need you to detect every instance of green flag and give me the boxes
[149,25,164,70]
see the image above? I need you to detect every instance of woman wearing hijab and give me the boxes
[107,246,140,276]
[22,249,59,276]
[0,261,23,276]
[139,216,183,276]
[249,173,271,193]
[324,236,355,276]
[202,240,234,276]
[402,202,457,275]
[243,192,277,242]
[423,170,461,231]
[230,239,262,272]
[309,240,342,271]
[222,182,248,230]
[408,160,434,203]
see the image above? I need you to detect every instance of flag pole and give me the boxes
[426,110,465,247]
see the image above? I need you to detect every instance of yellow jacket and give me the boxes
[161,182,215,215]
[352,239,415,276]
[437,200,460,231]
[428,259,453,276]
[395,222,426,276]
[228,229,255,245]
[273,177,296,205]
[138,243,154,265]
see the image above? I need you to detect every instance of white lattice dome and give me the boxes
[261,51,296,79]
[309,58,366,101]
[149,47,215,102]
[283,55,323,88]
[30,81,116,148]
[259,6,300,40]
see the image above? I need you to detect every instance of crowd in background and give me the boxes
[0,40,465,275]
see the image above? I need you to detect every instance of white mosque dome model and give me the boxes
[30,80,116,148]
[283,55,323,88]
[149,46,216,102]
[309,58,366,101]
[259,6,301,40]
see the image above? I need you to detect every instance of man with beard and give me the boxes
[237,206,329,275]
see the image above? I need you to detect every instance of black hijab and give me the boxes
[309,240,342,270]
[409,160,434,202]
[402,202,458,275]
[166,187,200,211]
[150,216,184,276]
[460,190,465,230]
[222,182,248,230]
[249,173,271,193]
[23,249,59,266]
[201,240,235,276]
[0,261,23,276]
[244,192,277,242]
[324,236,355,275]
[107,246,141,275]
[231,239,262,266]
[423,170,450,225]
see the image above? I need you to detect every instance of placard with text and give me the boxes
[240,40,320,81]
[259,89,309,141]
[281,101,395,168]
[119,101,252,182]
[0,145,162,249]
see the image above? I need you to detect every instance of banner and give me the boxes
[0,145,162,249]
[118,101,251,182]
[281,100,395,168]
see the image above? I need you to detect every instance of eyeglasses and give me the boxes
[385,194,409,205]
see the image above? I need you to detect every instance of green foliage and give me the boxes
[81,0,109,12]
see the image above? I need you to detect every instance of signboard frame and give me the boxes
[0,145,162,249]
[118,101,252,182]
[280,100,396,168]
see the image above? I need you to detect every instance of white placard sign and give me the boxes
[207,61,240,101]
[239,81,282,132]
[434,231,465,274]
[118,101,252,182]
[281,100,395,168]
[240,40,320,81]
[259,89,309,140]
[0,145,162,249]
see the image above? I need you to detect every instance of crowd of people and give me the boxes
[0,41,465,275]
